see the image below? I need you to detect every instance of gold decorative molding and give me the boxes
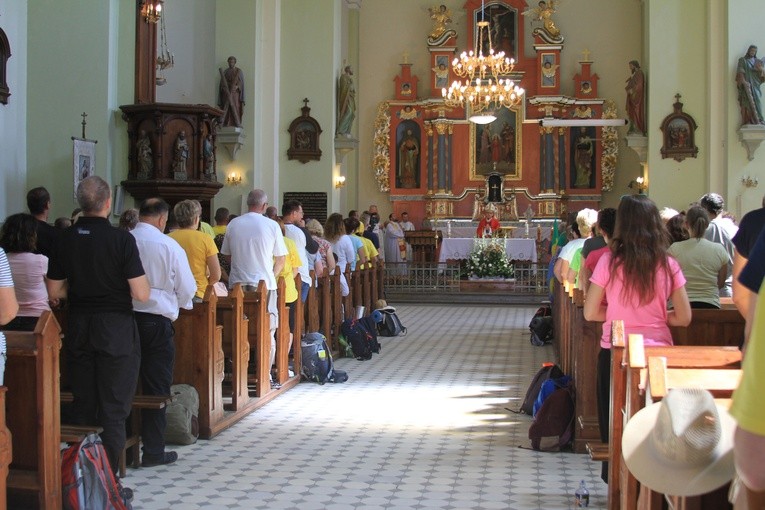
[372,101,391,192]
[600,100,618,192]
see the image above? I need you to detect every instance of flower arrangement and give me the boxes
[464,238,515,279]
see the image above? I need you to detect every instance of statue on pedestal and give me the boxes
[136,129,153,180]
[337,66,356,136]
[736,45,765,126]
[219,56,245,128]
[625,60,647,135]
[172,130,189,180]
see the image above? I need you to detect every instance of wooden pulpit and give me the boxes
[404,230,442,263]
[119,103,224,221]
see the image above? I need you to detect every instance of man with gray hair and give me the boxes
[47,176,150,499]
[130,198,196,467]
[221,189,287,388]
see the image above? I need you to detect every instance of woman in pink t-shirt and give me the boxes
[583,195,691,483]
[0,213,51,331]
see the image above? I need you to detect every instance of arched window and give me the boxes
[0,27,11,105]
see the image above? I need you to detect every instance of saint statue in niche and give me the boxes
[136,129,153,180]
[397,129,420,189]
[173,130,189,180]
[572,126,595,188]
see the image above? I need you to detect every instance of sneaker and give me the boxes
[270,380,282,390]
[141,451,178,468]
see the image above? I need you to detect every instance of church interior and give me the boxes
[0,0,764,509]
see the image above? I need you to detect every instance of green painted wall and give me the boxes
[280,0,341,213]
[27,0,134,221]
[0,1,28,218]
[645,0,708,211]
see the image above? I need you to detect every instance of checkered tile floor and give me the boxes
[125,304,607,509]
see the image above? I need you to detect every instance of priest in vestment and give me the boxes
[384,214,406,276]
[476,207,500,238]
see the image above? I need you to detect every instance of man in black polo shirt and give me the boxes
[47,176,149,491]
[26,186,59,258]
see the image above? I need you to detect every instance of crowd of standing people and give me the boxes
[548,191,765,506]
[0,178,419,504]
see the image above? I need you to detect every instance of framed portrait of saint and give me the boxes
[72,137,97,198]
[469,106,521,180]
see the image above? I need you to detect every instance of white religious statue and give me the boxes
[523,205,535,238]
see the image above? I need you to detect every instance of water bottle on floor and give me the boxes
[574,479,589,507]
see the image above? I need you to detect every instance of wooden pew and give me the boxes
[329,271,343,354]
[274,275,303,385]
[215,284,250,412]
[316,273,332,349]
[173,286,225,439]
[306,270,320,334]
[4,311,62,509]
[370,260,380,309]
[607,326,742,510]
[0,387,10,510]
[570,288,601,454]
[669,306,744,347]
[242,281,272,398]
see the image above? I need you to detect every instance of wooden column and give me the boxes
[134,1,157,104]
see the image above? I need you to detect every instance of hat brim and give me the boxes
[377,306,396,313]
[622,401,735,497]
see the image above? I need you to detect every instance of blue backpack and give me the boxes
[533,375,572,417]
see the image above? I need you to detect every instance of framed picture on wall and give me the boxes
[72,137,97,198]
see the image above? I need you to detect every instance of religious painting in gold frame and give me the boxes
[469,105,521,181]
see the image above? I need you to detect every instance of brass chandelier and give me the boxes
[442,13,524,124]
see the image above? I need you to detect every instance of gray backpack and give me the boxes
[164,384,199,445]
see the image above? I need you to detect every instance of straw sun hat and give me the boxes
[621,388,735,497]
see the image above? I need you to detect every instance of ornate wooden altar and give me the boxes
[119,103,224,221]
[404,230,443,263]
[373,0,618,230]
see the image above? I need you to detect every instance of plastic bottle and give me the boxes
[574,479,590,507]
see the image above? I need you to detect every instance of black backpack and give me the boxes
[529,305,553,346]
[300,332,348,384]
[510,363,564,415]
[377,309,407,337]
[340,317,381,360]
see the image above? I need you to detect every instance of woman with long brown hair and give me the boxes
[584,194,691,483]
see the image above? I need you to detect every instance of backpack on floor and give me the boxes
[340,317,381,361]
[533,374,572,417]
[509,362,564,415]
[528,382,575,452]
[61,433,131,510]
[301,332,348,384]
[165,383,200,445]
[376,307,407,337]
[529,305,553,346]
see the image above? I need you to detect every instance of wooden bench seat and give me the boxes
[60,425,103,444]
[3,311,63,509]
[586,441,609,462]
[608,326,742,510]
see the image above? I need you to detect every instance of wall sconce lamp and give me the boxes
[226,172,242,186]
[140,0,163,23]
[334,175,346,189]
[628,176,648,194]
[742,175,759,188]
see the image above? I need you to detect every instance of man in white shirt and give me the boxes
[700,193,738,297]
[282,200,321,302]
[131,198,196,467]
[221,189,287,387]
